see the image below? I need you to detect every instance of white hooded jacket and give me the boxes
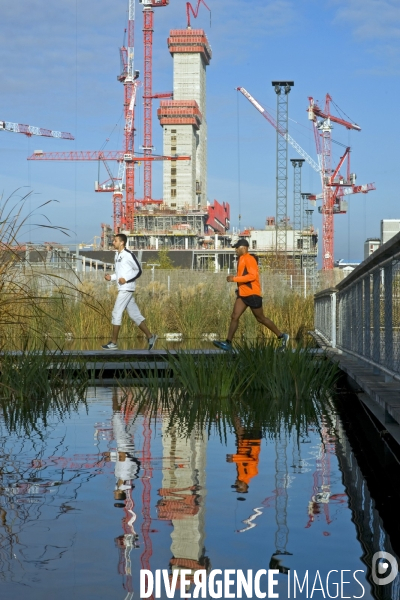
[110,248,142,292]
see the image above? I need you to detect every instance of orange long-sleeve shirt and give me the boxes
[233,253,261,297]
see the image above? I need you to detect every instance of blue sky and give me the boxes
[1,0,399,262]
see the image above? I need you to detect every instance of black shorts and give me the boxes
[238,294,262,309]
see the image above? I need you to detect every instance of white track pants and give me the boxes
[111,290,145,326]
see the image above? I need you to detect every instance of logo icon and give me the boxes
[372,551,398,586]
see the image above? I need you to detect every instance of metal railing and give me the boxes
[314,231,400,379]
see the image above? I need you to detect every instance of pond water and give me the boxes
[0,387,399,600]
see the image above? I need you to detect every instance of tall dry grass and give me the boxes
[1,193,314,348]
[0,192,104,351]
[4,274,314,349]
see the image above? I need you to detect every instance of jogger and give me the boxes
[213,238,289,351]
[102,233,157,351]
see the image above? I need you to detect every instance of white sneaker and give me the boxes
[148,334,158,351]
[279,333,289,351]
[102,341,118,350]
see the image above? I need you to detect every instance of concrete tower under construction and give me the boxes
[158,29,211,210]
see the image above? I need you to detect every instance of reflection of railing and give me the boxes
[314,231,400,380]
[334,415,400,600]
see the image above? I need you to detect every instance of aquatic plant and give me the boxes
[121,342,339,440]
[0,346,88,434]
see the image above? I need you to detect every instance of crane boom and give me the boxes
[308,96,361,132]
[27,150,190,161]
[0,120,74,140]
[237,87,321,174]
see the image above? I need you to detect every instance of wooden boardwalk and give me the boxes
[1,347,324,386]
[311,332,400,446]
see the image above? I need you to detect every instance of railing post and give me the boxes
[384,261,393,371]
[364,274,371,359]
[372,269,380,365]
[331,291,336,348]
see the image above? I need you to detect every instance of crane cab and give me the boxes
[139,0,169,6]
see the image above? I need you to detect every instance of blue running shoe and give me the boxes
[213,340,233,352]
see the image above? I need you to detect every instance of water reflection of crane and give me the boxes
[0,426,112,578]
[306,414,346,530]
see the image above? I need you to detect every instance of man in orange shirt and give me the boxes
[213,238,289,351]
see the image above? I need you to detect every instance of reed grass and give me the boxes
[122,342,339,440]
[1,191,105,350]
[1,192,314,350]
[4,276,314,349]
[0,346,88,434]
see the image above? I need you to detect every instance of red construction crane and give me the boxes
[139,0,171,205]
[308,94,368,270]
[27,0,190,234]
[186,0,211,28]
[237,87,375,270]
[0,120,73,140]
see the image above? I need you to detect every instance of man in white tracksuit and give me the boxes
[102,233,157,350]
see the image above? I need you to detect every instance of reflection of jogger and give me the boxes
[213,239,289,351]
[227,419,262,494]
[102,233,157,351]
[103,408,141,592]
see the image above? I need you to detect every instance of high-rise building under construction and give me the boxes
[158,29,211,210]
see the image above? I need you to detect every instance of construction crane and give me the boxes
[27,0,190,234]
[138,0,171,205]
[237,87,376,270]
[0,120,73,140]
[186,0,211,28]
[308,94,370,270]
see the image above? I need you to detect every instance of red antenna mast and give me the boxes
[186,0,211,28]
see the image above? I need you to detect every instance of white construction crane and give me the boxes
[236,87,375,203]
[0,120,74,140]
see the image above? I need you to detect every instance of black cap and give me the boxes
[232,238,249,248]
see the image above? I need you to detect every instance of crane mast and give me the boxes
[308,95,368,270]
[139,0,170,204]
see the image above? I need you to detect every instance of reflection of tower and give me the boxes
[270,432,292,574]
[158,29,211,209]
[158,421,209,587]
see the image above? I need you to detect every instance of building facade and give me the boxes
[158,29,211,210]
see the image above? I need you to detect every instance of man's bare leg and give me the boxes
[226,298,248,342]
[250,307,282,337]
[138,320,152,339]
[112,321,153,343]
[111,325,121,344]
